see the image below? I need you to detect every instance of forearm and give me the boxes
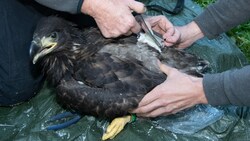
[203,65,250,106]
[35,0,84,14]
[194,0,250,39]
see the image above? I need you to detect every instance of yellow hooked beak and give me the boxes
[30,36,57,64]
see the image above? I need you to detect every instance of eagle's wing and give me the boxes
[56,28,209,119]
[57,51,165,119]
[160,47,210,77]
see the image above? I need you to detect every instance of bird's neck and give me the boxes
[42,53,75,86]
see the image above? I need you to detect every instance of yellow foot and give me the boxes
[102,115,131,140]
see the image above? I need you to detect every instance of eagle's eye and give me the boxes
[50,32,58,39]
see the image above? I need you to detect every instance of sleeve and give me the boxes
[194,0,250,39]
[203,65,250,106]
[35,0,84,14]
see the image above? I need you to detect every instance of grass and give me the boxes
[194,0,250,62]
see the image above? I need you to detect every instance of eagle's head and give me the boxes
[29,16,78,64]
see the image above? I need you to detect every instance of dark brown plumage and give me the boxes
[30,16,209,119]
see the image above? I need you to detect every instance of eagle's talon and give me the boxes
[102,115,131,140]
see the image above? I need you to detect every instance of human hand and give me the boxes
[81,0,145,38]
[145,16,204,49]
[132,62,208,117]
[144,16,180,47]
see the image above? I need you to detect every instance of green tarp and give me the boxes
[1,0,249,140]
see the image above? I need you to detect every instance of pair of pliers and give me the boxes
[46,111,81,130]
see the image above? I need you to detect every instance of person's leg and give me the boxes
[0,0,44,106]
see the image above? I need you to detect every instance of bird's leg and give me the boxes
[102,114,136,140]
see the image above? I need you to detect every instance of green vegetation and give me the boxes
[194,0,250,62]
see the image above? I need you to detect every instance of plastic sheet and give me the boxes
[1,0,249,141]
[152,105,224,134]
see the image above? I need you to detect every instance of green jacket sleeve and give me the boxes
[203,66,250,106]
[35,0,84,14]
[193,0,250,106]
[194,0,250,39]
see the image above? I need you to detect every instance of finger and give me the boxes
[163,37,178,45]
[170,106,187,115]
[164,27,175,37]
[154,28,167,36]
[139,106,174,117]
[137,86,162,107]
[139,96,193,117]
[143,102,190,117]
[172,28,181,42]
[146,18,167,35]
[144,16,158,27]
[163,34,178,45]
[164,42,175,47]
[132,98,157,113]
[164,35,179,44]
[100,29,120,38]
[128,1,146,13]
[146,15,169,29]
[158,63,173,75]
[133,98,164,114]
[163,28,181,44]
[130,21,141,34]
[124,30,133,36]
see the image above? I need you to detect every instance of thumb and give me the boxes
[128,1,146,13]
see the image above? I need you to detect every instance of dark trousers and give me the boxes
[0,0,45,106]
[0,0,97,106]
